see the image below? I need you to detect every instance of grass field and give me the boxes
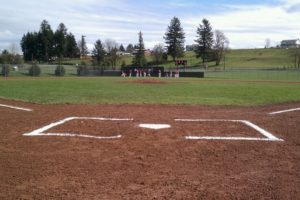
[9,48,298,73]
[206,69,300,80]
[0,77,300,105]
[1,48,300,106]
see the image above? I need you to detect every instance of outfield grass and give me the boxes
[14,48,297,72]
[206,70,300,81]
[0,77,299,106]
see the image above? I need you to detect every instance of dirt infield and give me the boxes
[0,98,300,199]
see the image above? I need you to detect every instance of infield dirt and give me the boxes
[0,98,299,199]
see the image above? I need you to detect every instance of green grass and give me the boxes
[5,48,299,78]
[0,77,299,106]
[224,48,299,69]
[206,70,300,81]
[147,48,299,69]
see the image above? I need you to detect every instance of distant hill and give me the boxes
[49,48,299,70]
[118,48,299,69]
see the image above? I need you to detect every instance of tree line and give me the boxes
[21,20,80,62]
[19,17,228,67]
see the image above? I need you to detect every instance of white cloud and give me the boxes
[183,3,300,48]
[0,30,13,38]
[0,0,299,52]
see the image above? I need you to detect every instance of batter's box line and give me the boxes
[23,117,133,140]
[174,119,284,142]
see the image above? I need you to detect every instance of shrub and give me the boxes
[76,65,89,76]
[1,65,10,77]
[29,63,41,76]
[55,65,65,76]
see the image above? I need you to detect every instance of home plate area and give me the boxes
[24,117,283,142]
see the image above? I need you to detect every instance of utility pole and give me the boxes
[223,53,226,71]
[81,35,86,58]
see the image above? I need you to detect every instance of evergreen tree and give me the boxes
[21,32,39,61]
[65,33,79,58]
[126,44,134,53]
[195,18,214,64]
[92,39,106,66]
[119,44,125,52]
[164,17,185,61]
[38,20,53,62]
[53,23,68,58]
[132,31,147,67]
[133,44,139,49]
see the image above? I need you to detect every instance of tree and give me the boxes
[53,23,68,58]
[38,20,54,61]
[119,44,125,52]
[105,39,119,69]
[152,43,165,64]
[78,36,88,57]
[21,32,39,61]
[126,44,134,53]
[213,30,229,66]
[132,31,147,67]
[65,33,79,58]
[92,39,106,67]
[291,48,300,68]
[265,38,271,48]
[164,16,185,61]
[195,18,214,64]
[1,65,10,77]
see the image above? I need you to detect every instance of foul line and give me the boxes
[35,133,122,139]
[175,119,283,141]
[24,117,133,139]
[0,103,32,112]
[269,108,300,115]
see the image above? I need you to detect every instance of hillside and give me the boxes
[117,48,299,69]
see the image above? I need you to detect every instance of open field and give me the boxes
[6,48,299,77]
[1,56,300,199]
[1,77,300,105]
[0,98,299,199]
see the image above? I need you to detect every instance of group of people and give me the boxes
[121,69,180,78]
[121,69,151,77]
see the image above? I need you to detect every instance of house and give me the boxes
[116,51,132,56]
[132,49,152,56]
[280,39,300,48]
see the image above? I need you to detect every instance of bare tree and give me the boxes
[265,38,271,48]
[9,43,19,55]
[213,30,229,66]
[104,39,119,69]
[77,36,88,58]
[152,43,165,64]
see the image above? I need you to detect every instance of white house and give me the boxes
[280,39,300,48]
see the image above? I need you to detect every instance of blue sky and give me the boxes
[0,0,299,52]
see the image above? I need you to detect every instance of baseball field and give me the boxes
[0,75,300,199]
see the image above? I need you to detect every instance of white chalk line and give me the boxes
[269,108,300,115]
[24,117,133,139]
[175,119,283,142]
[0,103,32,112]
[139,124,171,130]
[36,133,122,139]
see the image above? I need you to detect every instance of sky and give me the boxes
[0,0,299,53]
